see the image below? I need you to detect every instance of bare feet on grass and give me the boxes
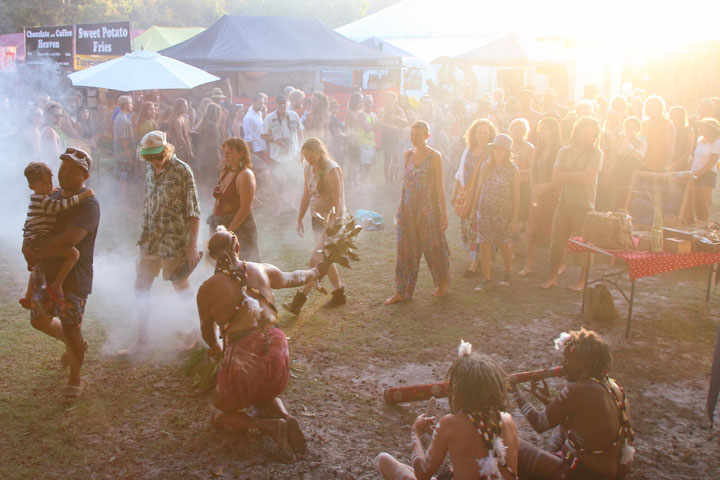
[384,292,407,305]
[271,419,295,462]
[567,280,586,291]
[432,284,449,297]
[176,330,200,352]
[540,278,557,289]
[117,341,150,360]
[285,415,307,454]
[518,267,532,277]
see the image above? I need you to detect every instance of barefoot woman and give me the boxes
[385,121,450,304]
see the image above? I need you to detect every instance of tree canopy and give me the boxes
[0,0,396,35]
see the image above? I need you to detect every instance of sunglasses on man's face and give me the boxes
[64,147,88,159]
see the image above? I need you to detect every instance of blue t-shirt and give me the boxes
[42,187,100,297]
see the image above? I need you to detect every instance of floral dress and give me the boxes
[395,149,451,298]
[458,150,486,252]
[475,160,517,245]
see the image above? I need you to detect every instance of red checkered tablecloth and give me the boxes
[567,237,720,281]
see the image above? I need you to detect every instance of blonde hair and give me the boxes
[301,137,331,165]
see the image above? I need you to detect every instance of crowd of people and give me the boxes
[8,77,720,479]
[380,88,720,299]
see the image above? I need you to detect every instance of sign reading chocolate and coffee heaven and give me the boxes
[74,21,132,71]
[24,25,74,68]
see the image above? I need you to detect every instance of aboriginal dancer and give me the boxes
[196,227,328,461]
[513,328,634,479]
[375,341,520,479]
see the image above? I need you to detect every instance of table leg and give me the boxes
[580,252,592,315]
[707,263,717,303]
[625,279,636,339]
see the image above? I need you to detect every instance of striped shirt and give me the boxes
[23,193,80,239]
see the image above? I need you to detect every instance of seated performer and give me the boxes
[376,341,520,480]
[196,226,326,461]
[513,328,634,480]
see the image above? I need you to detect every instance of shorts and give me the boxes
[136,247,186,282]
[30,271,87,327]
[696,170,717,188]
[360,144,376,166]
[269,159,297,187]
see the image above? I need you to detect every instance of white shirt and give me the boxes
[692,137,720,173]
[243,107,267,153]
[263,110,303,163]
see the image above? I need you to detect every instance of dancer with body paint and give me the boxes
[513,328,634,480]
[196,227,327,462]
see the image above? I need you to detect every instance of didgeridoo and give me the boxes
[383,366,565,404]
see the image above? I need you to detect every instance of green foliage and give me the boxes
[0,0,377,34]
[182,346,220,395]
[321,213,362,269]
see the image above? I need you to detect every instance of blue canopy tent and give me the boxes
[160,15,400,72]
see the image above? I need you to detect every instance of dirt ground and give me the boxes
[1,171,719,480]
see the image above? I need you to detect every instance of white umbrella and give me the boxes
[67,50,219,91]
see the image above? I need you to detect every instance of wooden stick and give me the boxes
[383,366,565,404]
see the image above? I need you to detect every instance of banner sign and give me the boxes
[0,46,17,72]
[74,21,131,70]
[24,25,74,68]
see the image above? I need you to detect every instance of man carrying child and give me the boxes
[24,148,100,401]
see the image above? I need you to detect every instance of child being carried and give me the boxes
[19,162,94,308]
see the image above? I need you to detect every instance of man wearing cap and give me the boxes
[28,148,100,400]
[262,95,304,215]
[118,130,202,358]
[210,87,230,141]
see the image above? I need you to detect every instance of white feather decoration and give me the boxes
[458,339,473,357]
[554,332,572,352]
[476,455,501,479]
[492,437,507,464]
[620,443,635,464]
[242,294,263,318]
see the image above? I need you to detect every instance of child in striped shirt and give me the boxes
[20,162,94,308]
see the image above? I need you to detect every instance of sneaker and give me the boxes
[474,280,494,293]
[499,272,511,287]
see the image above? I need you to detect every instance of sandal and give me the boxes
[61,379,85,401]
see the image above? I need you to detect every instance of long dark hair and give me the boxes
[138,102,157,129]
[222,137,252,171]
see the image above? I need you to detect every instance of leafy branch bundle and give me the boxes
[182,347,220,395]
[316,210,363,269]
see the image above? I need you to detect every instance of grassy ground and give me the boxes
[1,160,719,479]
